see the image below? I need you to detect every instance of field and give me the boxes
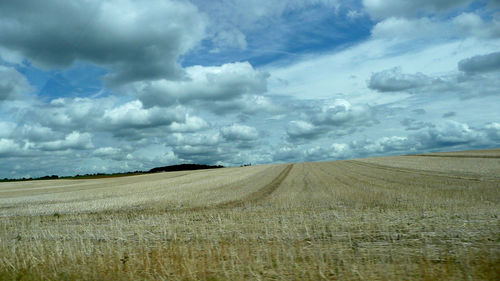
[1,149,499,280]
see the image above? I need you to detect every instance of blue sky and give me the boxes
[0,0,499,178]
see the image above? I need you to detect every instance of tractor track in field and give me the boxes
[347,160,500,182]
[406,154,500,159]
[184,164,294,212]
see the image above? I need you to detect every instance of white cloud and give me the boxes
[16,124,59,142]
[371,14,500,42]
[266,14,500,105]
[220,124,259,141]
[212,29,248,50]
[371,17,442,40]
[453,13,500,39]
[286,120,320,140]
[102,101,184,129]
[137,62,269,109]
[168,115,209,133]
[362,0,472,19]
[37,131,94,151]
[0,121,16,138]
[93,147,128,161]
[0,138,23,157]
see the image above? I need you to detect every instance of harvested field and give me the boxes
[0,150,499,280]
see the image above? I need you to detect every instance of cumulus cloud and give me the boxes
[304,142,351,161]
[414,120,479,148]
[348,120,498,156]
[16,96,211,143]
[0,0,205,85]
[220,124,259,141]
[484,122,500,141]
[93,147,131,161]
[458,51,500,74]
[0,138,23,157]
[286,120,321,141]
[286,99,376,141]
[363,0,472,19]
[371,17,442,40]
[311,99,374,126]
[137,62,269,110]
[368,67,433,92]
[102,101,184,130]
[36,131,93,151]
[452,13,500,39]
[357,136,414,154]
[168,115,209,133]
[0,66,32,100]
[15,124,60,142]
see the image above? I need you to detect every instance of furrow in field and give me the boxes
[185,164,293,211]
[408,154,500,159]
[0,166,274,216]
[347,160,499,181]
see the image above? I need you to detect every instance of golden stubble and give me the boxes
[0,151,499,280]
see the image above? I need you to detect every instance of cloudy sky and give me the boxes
[0,0,499,178]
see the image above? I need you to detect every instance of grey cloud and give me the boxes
[458,51,500,74]
[442,112,456,118]
[164,126,264,165]
[484,122,500,141]
[400,118,435,131]
[412,109,426,115]
[368,67,432,92]
[0,66,31,100]
[286,99,377,141]
[0,0,205,85]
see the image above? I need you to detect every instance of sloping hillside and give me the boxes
[0,149,499,280]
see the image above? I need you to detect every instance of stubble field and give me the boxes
[0,149,499,280]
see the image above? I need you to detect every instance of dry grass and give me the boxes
[0,150,499,280]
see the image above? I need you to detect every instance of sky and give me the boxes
[0,0,499,178]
